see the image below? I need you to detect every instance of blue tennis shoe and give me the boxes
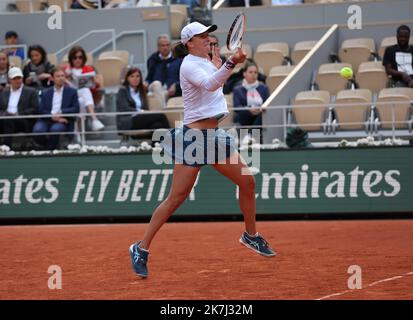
[129,241,149,278]
[239,232,276,257]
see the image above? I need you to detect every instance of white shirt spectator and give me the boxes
[51,86,63,115]
[129,87,142,112]
[7,84,23,114]
[272,0,302,5]
[180,54,233,125]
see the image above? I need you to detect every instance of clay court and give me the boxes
[0,219,412,300]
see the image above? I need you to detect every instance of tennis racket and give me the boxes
[226,12,246,51]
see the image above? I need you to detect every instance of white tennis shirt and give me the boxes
[180,54,233,125]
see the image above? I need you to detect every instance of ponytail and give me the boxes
[172,42,188,59]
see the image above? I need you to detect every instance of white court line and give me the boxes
[316,271,413,300]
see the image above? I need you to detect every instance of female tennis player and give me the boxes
[129,22,276,278]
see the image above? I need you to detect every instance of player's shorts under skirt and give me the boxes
[160,125,237,167]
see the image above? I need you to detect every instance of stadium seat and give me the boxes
[292,90,331,131]
[165,96,184,127]
[9,56,23,69]
[98,50,129,67]
[94,57,125,90]
[316,62,352,96]
[219,94,234,128]
[291,40,317,65]
[47,53,58,66]
[220,44,253,60]
[379,36,413,60]
[170,4,188,38]
[334,89,372,130]
[338,38,376,71]
[253,42,289,76]
[304,0,345,3]
[120,93,164,139]
[266,65,295,92]
[16,0,44,12]
[47,0,73,10]
[356,61,389,94]
[147,92,163,111]
[170,8,187,39]
[377,88,413,129]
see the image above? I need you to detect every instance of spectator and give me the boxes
[170,0,199,19]
[116,67,169,137]
[383,25,413,88]
[167,42,186,98]
[146,35,176,106]
[136,0,163,7]
[64,45,104,131]
[71,0,104,9]
[0,67,39,149]
[208,34,226,65]
[233,60,269,142]
[0,51,9,92]
[32,67,80,150]
[272,0,302,5]
[223,58,266,94]
[228,0,262,7]
[23,45,54,91]
[4,31,25,61]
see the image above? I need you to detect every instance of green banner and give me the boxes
[0,147,412,218]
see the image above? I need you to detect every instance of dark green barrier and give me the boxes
[0,147,412,218]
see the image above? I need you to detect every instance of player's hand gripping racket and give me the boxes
[226,12,246,51]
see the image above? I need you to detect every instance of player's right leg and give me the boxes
[129,164,200,278]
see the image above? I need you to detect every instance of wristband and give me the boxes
[224,59,236,70]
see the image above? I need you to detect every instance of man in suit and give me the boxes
[33,67,80,150]
[0,67,39,149]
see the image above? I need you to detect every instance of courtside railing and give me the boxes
[1,99,412,151]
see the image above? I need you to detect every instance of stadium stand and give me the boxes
[0,0,412,148]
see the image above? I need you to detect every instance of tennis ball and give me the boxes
[340,67,353,79]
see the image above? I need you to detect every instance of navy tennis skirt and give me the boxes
[160,125,237,167]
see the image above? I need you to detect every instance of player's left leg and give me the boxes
[212,152,276,257]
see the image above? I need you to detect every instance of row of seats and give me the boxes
[292,87,413,132]
[315,61,388,95]
[14,0,73,12]
[134,86,413,134]
[224,36,412,78]
[338,37,413,71]
[136,94,235,131]
[220,41,316,76]
[10,50,130,89]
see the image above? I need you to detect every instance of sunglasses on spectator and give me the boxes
[74,55,84,60]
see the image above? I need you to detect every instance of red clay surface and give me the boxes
[0,220,412,300]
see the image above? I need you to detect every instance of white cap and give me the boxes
[8,67,23,79]
[181,22,217,45]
